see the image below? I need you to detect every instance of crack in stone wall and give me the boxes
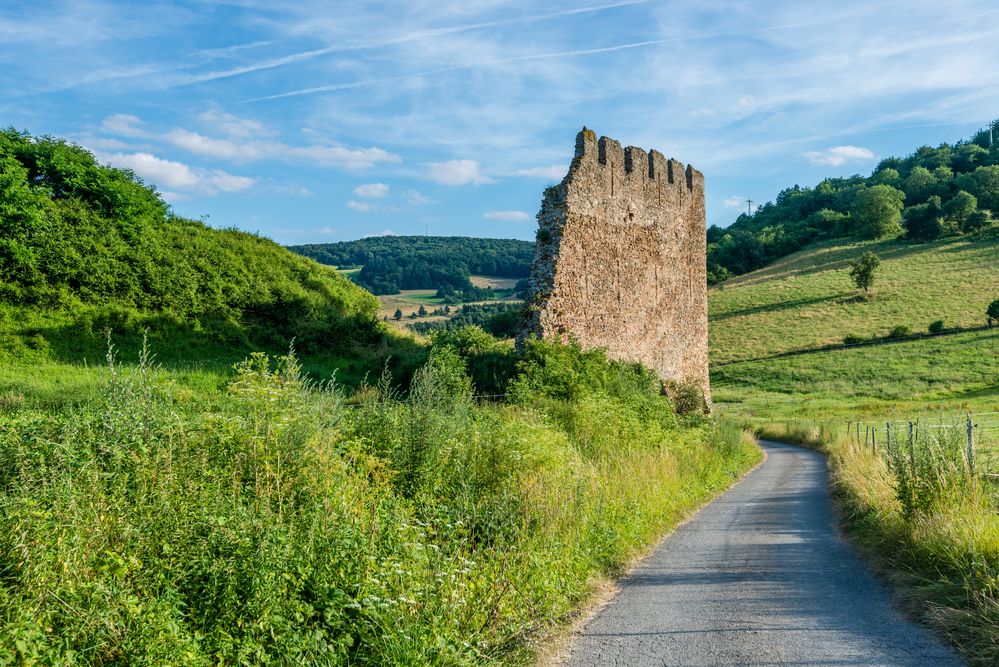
[520,128,711,407]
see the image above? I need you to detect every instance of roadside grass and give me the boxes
[753,421,999,665]
[0,337,760,664]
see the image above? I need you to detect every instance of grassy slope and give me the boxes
[710,234,999,420]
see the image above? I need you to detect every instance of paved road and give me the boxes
[560,440,963,666]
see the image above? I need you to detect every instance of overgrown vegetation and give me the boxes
[410,303,524,338]
[0,334,759,664]
[708,121,999,282]
[290,237,534,296]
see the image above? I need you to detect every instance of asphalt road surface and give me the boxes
[560,440,963,666]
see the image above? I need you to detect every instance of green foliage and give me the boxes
[290,236,534,295]
[0,340,758,664]
[410,302,523,338]
[928,319,945,334]
[988,299,999,326]
[851,185,905,239]
[843,334,865,345]
[848,251,880,292]
[887,325,911,339]
[0,128,382,360]
[708,121,999,280]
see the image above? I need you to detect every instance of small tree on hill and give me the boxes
[848,251,880,294]
[417,304,427,317]
[988,299,999,327]
[393,308,403,320]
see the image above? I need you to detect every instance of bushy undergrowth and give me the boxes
[756,422,999,665]
[0,335,758,665]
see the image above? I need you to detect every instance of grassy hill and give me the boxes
[709,232,999,419]
[0,128,425,404]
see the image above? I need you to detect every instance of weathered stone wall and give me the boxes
[520,128,710,406]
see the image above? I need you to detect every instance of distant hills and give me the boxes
[290,236,534,296]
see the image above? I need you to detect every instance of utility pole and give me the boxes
[746,198,755,216]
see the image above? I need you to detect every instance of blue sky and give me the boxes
[3,0,999,244]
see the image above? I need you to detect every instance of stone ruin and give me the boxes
[519,128,711,407]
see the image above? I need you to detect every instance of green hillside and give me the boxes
[0,128,419,399]
[709,233,999,419]
[707,121,999,282]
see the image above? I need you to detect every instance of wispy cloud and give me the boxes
[723,196,746,208]
[353,182,389,197]
[511,165,567,180]
[423,160,492,186]
[346,200,372,212]
[483,210,531,221]
[803,145,876,167]
[102,113,147,137]
[403,189,436,205]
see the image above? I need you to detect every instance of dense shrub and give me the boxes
[843,334,865,345]
[928,320,945,334]
[888,325,911,339]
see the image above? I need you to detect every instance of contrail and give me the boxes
[175,0,656,87]
[245,13,855,103]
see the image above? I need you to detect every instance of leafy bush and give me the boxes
[928,320,945,334]
[843,334,865,345]
[887,325,911,339]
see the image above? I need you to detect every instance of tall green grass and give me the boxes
[0,336,759,664]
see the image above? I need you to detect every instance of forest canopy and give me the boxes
[290,236,534,295]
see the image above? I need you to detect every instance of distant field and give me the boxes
[709,235,999,420]
[469,275,519,289]
[335,266,361,277]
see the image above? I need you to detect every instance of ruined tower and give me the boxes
[520,128,710,406]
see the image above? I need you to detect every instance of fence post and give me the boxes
[886,422,891,455]
[967,417,975,477]
[908,421,915,473]
[871,427,876,455]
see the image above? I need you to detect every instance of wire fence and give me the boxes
[845,411,999,480]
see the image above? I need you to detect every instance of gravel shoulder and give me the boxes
[557,440,963,666]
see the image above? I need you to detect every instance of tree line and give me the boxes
[708,121,999,282]
[290,236,534,295]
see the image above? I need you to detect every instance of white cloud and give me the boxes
[100,151,254,196]
[353,182,390,198]
[346,200,372,212]
[166,129,264,161]
[362,229,397,237]
[723,196,746,208]
[197,109,267,138]
[803,145,876,167]
[423,159,492,186]
[403,189,436,205]
[511,165,567,180]
[318,226,337,235]
[484,210,531,221]
[102,114,147,137]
